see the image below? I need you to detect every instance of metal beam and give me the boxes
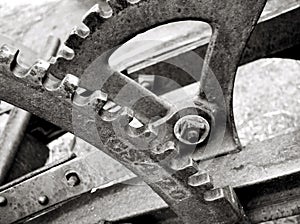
[0,130,299,223]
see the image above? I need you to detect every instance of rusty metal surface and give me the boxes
[0,0,269,221]
[0,154,76,192]
[0,151,132,224]
[1,76,295,194]
[0,0,274,222]
[0,0,299,224]
[0,129,294,223]
[0,43,246,224]
[44,1,271,222]
[26,176,166,224]
[49,0,267,159]
[48,0,300,162]
[17,130,300,224]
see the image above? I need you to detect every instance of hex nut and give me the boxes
[174,115,210,145]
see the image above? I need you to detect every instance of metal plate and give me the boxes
[0,151,133,224]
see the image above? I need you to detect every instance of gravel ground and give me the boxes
[0,0,300,223]
[235,58,300,146]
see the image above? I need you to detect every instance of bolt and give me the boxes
[174,115,210,145]
[186,130,200,143]
[66,172,80,187]
[0,196,7,207]
[38,195,49,206]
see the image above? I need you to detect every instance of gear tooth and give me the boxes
[188,172,214,191]
[43,73,79,100]
[0,45,24,79]
[73,89,107,111]
[99,103,133,123]
[98,0,113,18]
[104,106,133,124]
[103,100,118,111]
[204,186,246,221]
[24,60,50,85]
[59,74,79,98]
[74,25,90,38]
[179,161,198,175]
[126,0,141,4]
[56,45,75,60]
[204,187,225,202]
[65,26,90,49]
[43,73,60,90]
[204,186,240,208]
[171,159,199,184]
[3,48,28,78]
[0,46,50,87]
[169,153,198,172]
[0,44,17,67]
[152,141,178,162]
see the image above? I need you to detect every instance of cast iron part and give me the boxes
[1,0,299,224]
[0,0,268,223]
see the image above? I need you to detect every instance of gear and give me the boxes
[0,0,269,223]
[49,0,267,160]
[0,43,248,224]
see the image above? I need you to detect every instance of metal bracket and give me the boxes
[0,152,134,224]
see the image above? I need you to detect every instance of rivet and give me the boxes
[0,196,7,207]
[38,195,49,206]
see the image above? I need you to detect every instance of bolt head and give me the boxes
[0,196,7,207]
[38,195,49,206]
[186,130,200,143]
[174,115,210,145]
